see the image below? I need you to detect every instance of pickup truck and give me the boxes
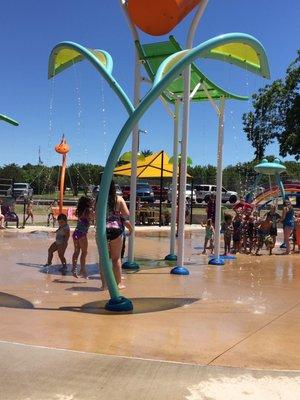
[194,184,238,204]
[8,183,33,199]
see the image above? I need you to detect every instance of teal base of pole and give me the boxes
[105,296,133,312]
[165,254,177,261]
[209,257,225,266]
[209,254,236,261]
[170,266,189,275]
[122,261,140,270]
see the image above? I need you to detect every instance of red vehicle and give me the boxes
[151,185,168,201]
[121,185,131,201]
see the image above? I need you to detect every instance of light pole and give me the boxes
[21,194,28,229]
[137,129,147,153]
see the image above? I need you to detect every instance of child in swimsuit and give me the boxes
[222,214,233,255]
[255,217,272,255]
[25,200,34,224]
[201,219,215,254]
[72,196,93,278]
[44,213,70,274]
[232,213,243,253]
[246,216,255,254]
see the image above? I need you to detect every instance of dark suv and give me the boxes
[136,182,154,203]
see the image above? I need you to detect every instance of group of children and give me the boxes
[202,201,299,256]
[44,196,93,278]
[43,182,132,290]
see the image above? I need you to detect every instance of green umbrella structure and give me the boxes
[119,151,145,163]
[169,154,193,166]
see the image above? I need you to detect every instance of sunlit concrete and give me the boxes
[0,228,299,376]
[1,341,299,400]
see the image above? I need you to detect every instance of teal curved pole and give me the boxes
[0,114,19,126]
[48,41,135,308]
[48,41,134,116]
[97,32,270,311]
[154,33,270,84]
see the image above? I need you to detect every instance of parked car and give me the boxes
[151,185,168,201]
[194,184,238,204]
[167,184,197,203]
[8,183,33,199]
[121,183,155,203]
[136,182,154,203]
[92,184,122,198]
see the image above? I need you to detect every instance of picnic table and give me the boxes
[136,206,170,225]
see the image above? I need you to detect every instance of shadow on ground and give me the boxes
[0,292,35,309]
[0,292,200,315]
[17,262,100,277]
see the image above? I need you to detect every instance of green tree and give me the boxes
[189,164,216,184]
[243,50,300,160]
[0,163,25,182]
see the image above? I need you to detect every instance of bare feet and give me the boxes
[118,284,126,290]
[100,286,108,291]
[72,267,78,278]
[79,269,89,279]
[43,262,52,267]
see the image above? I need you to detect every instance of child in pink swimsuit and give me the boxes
[72,196,93,278]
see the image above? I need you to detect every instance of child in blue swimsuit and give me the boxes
[282,200,295,255]
[201,219,215,254]
[72,196,93,278]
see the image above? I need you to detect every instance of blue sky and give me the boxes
[0,0,299,167]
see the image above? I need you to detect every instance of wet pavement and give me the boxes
[0,227,300,398]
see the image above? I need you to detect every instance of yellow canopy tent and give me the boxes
[114,150,192,226]
[114,150,191,178]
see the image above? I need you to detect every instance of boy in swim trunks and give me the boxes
[255,217,272,256]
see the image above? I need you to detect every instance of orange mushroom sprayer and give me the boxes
[127,0,201,36]
[55,135,70,214]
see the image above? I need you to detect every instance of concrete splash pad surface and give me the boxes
[0,228,300,399]
[1,341,300,400]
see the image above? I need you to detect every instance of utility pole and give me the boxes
[38,146,43,165]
